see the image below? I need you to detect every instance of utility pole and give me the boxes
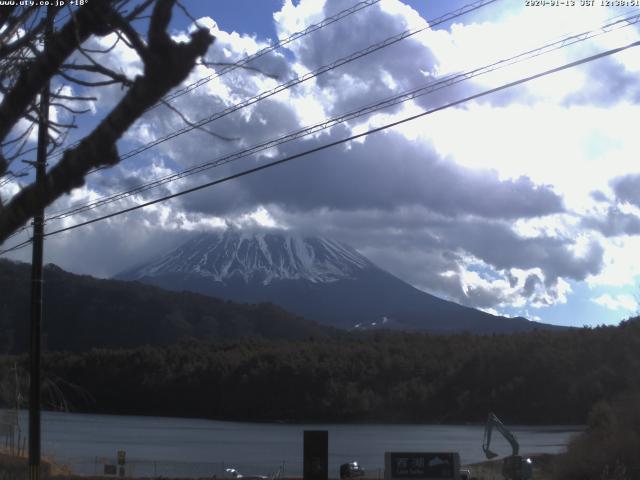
[28,8,52,480]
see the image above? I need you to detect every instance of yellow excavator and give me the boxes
[482,413,533,480]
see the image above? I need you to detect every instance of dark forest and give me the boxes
[2,319,638,425]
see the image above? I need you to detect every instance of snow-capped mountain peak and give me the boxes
[117,229,563,334]
[123,229,377,285]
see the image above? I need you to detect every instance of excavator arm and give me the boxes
[482,412,520,459]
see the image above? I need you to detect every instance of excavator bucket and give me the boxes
[482,412,520,461]
[483,448,499,460]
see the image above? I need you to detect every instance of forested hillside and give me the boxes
[0,259,335,353]
[2,318,638,424]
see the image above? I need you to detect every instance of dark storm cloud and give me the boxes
[563,56,640,107]
[522,274,542,297]
[29,0,617,315]
[590,190,609,203]
[282,0,447,116]
[203,33,292,84]
[124,0,568,224]
[267,206,600,309]
[153,89,304,169]
[448,285,501,310]
[444,219,603,282]
[612,173,640,207]
[582,206,640,237]
[469,83,538,108]
[7,211,194,279]
[174,127,564,220]
[91,167,173,201]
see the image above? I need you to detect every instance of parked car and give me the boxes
[340,462,365,479]
[225,468,268,480]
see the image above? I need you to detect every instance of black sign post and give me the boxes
[117,450,126,477]
[303,430,328,480]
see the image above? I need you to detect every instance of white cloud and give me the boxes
[6,0,640,326]
[587,236,640,287]
[420,102,640,212]
[592,293,638,312]
[234,206,284,229]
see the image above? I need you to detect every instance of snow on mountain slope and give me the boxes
[118,229,566,333]
[122,229,377,285]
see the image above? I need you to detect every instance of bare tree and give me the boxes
[0,0,215,245]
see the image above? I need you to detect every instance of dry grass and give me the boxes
[552,395,640,480]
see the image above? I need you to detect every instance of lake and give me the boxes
[8,410,582,477]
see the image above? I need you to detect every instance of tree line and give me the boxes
[2,318,639,424]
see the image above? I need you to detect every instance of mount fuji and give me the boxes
[116,229,562,334]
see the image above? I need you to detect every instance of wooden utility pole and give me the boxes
[28,8,52,480]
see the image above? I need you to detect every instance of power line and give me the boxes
[3,1,390,222]
[0,38,627,250]
[0,238,32,256]
[46,0,386,162]
[7,0,499,188]
[2,38,638,256]
[3,0,498,248]
[44,9,640,223]
[108,0,500,165]
[4,6,639,254]
[68,0,501,178]
[159,0,498,106]
[2,226,29,243]
[161,0,385,104]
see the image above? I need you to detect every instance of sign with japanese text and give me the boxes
[385,452,460,480]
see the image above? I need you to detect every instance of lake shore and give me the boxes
[1,451,559,480]
[2,410,577,479]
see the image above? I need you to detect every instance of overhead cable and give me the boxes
[47,0,387,161]
[8,38,633,250]
[109,0,500,164]
[45,9,640,223]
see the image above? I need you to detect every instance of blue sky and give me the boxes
[3,0,640,327]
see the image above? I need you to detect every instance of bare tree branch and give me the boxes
[0,6,18,30]
[0,2,118,142]
[1,122,34,148]
[0,0,214,242]
[50,102,92,115]
[0,9,52,59]
[160,99,239,142]
[80,35,121,54]
[58,70,125,88]
[110,14,149,60]
[124,0,156,21]
[50,93,97,101]
[61,63,133,86]
[0,7,36,50]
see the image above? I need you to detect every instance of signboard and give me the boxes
[385,453,460,480]
[104,465,117,475]
[303,430,328,480]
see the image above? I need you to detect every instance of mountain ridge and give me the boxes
[118,229,378,285]
[0,258,335,353]
[117,229,566,334]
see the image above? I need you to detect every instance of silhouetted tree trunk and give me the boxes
[0,0,214,244]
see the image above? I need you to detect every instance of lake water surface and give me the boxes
[11,411,582,477]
